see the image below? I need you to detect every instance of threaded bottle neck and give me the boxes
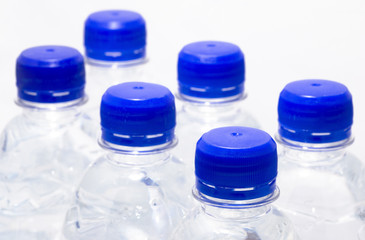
[19,98,85,128]
[193,186,279,221]
[276,134,351,165]
[100,137,176,167]
[180,94,245,120]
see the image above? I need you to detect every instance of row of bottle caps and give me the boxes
[2,9,363,240]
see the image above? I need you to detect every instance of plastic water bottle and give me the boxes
[82,10,149,138]
[170,126,298,240]
[62,82,192,240]
[275,79,365,240]
[359,226,365,240]
[0,46,95,239]
[174,41,259,171]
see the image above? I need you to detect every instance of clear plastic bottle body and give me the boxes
[0,100,97,239]
[174,95,259,169]
[276,137,365,240]
[62,139,193,240]
[358,225,365,240]
[81,58,150,139]
[170,188,297,240]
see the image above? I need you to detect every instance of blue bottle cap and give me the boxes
[178,41,245,99]
[278,79,353,143]
[84,10,146,62]
[195,126,277,200]
[16,46,85,103]
[100,82,176,147]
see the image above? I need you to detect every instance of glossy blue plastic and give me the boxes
[195,126,277,200]
[178,41,245,98]
[16,46,85,103]
[100,82,176,146]
[84,10,146,61]
[278,79,353,143]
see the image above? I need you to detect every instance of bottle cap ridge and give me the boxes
[278,79,353,143]
[16,45,85,103]
[84,10,146,61]
[195,126,277,200]
[178,41,245,99]
[100,82,176,147]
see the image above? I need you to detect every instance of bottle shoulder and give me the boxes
[0,113,95,151]
[174,107,260,167]
[0,115,43,154]
[85,61,151,99]
[74,152,194,218]
[278,150,365,185]
[176,105,260,137]
[0,127,74,215]
[170,205,297,240]
[277,150,365,222]
[77,153,189,197]
[0,114,95,184]
[64,153,182,240]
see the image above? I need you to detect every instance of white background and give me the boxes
[0,0,364,160]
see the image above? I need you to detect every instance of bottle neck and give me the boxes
[86,56,148,68]
[193,187,278,222]
[180,94,245,120]
[100,137,176,167]
[202,204,271,222]
[18,98,85,129]
[276,134,352,166]
[85,57,148,93]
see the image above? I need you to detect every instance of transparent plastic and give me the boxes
[174,94,259,170]
[62,138,193,240]
[0,98,97,239]
[358,225,365,240]
[169,187,298,240]
[82,58,151,139]
[275,136,365,240]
